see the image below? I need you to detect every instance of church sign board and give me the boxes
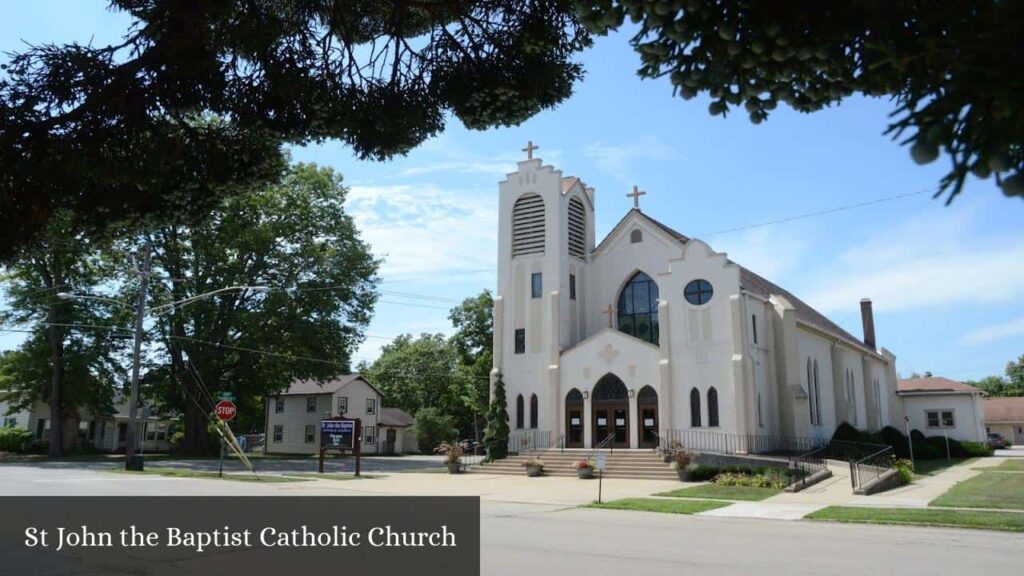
[319,417,362,476]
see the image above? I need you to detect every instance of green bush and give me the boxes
[0,427,33,452]
[893,458,914,485]
[880,426,911,458]
[414,407,457,454]
[910,429,927,443]
[831,422,862,443]
[911,440,940,459]
[689,465,722,481]
[960,441,994,457]
[712,470,788,489]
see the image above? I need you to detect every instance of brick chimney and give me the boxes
[860,298,876,349]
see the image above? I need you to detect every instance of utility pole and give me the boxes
[124,247,152,471]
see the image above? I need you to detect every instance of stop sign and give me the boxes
[214,400,237,422]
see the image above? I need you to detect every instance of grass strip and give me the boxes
[807,506,1024,533]
[930,471,1024,510]
[655,484,781,502]
[586,498,730,515]
[113,467,309,483]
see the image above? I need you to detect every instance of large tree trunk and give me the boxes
[179,392,216,455]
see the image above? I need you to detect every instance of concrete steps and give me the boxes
[470,449,679,480]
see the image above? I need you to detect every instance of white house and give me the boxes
[492,149,902,451]
[264,375,417,455]
[0,394,175,453]
[984,396,1024,445]
[897,377,987,443]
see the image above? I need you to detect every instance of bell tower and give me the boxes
[493,142,595,439]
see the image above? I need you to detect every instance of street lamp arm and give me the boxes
[56,292,134,310]
[147,285,271,315]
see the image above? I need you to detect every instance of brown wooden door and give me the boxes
[638,405,658,448]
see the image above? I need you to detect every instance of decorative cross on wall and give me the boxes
[603,304,615,328]
[627,185,646,209]
[522,140,539,160]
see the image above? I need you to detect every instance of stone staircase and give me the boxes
[469,448,678,480]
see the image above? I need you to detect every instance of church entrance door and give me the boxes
[591,374,629,449]
[637,386,658,449]
[565,389,584,448]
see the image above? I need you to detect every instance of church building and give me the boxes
[492,144,903,451]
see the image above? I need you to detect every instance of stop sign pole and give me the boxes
[214,400,236,477]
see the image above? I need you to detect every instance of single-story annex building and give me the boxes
[984,396,1024,445]
[264,375,418,455]
[896,376,986,443]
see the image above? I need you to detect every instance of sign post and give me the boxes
[214,399,237,478]
[595,452,607,504]
[318,418,362,476]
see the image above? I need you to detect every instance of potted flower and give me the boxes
[670,450,697,481]
[662,440,683,463]
[575,459,596,479]
[435,440,469,474]
[522,458,544,477]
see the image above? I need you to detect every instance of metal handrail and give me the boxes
[585,432,617,461]
[535,433,566,459]
[849,445,895,490]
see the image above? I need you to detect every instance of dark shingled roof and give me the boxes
[378,407,416,428]
[603,210,875,355]
[279,375,379,396]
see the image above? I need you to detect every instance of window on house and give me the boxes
[941,411,954,427]
[515,329,526,354]
[364,426,376,445]
[569,274,576,300]
[273,425,283,443]
[516,394,525,429]
[306,397,317,413]
[155,424,166,441]
[630,229,643,243]
[146,428,156,441]
[707,387,719,427]
[366,398,377,415]
[751,314,758,344]
[757,393,764,427]
[337,396,348,415]
[529,394,538,429]
[3,417,16,428]
[690,388,701,427]
[275,397,285,414]
[531,272,542,298]
[305,425,315,443]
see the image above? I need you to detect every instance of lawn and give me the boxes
[911,457,976,477]
[655,484,781,502]
[930,471,1024,510]
[586,498,730,515]
[114,467,310,483]
[807,506,1024,533]
[975,459,1024,472]
[290,473,381,480]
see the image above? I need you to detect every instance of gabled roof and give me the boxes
[278,374,381,397]
[984,397,1024,423]
[378,407,416,427]
[897,377,982,395]
[594,209,874,354]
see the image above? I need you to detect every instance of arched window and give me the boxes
[807,358,815,424]
[516,394,525,429]
[617,272,660,345]
[630,229,643,243]
[813,360,821,425]
[568,197,586,259]
[512,194,545,257]
[690,388,702,427]
[529,394,538,429]
[707,387,719,427]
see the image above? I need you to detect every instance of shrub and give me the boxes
[960,441,994,457]
[831,422,863,443]
[910,429,926,443]
[911,440,940,460]
[879,426,910,457]
[688,465,721,482]
[670,451,696,470]
[712,470,788,489]
[0,427,33,453]
[893,458,914,485]
[415,407,457,454]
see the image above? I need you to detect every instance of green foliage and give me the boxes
[414,407,457,455]
[712,469,789,490]
[483,374,511,461]
[910,429,927,443]
[578,1,1024,202]
[448,290,495,440]
[960,441,995,458]
[894,459,914,485]
[135,163,379,454]
[911,440,941,460]
[831,422,862,443]
[880,426,912,458]
[966,356,1024,397]
[0,2,591,259]
[0,427,33,452]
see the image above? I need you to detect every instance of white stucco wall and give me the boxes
[265,379,383,455]
[902,393,986,443]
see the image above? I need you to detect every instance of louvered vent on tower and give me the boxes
[568,197,586,259]
[512,193,546,257]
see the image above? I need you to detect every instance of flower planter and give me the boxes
[577,467,595,479]
[525,465,543,477]
[446,462,461,474]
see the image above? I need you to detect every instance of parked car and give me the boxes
[987,433,1007,449]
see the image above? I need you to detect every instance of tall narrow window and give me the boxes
[806,359,815,424]
[617,271,660,345]
[531,272,542,298]
[813,360,822,425]
[273,425,283,443]
[690,388,702,427]
[707,387,719,427]
[366,398,377,415]
[512,194,546,257]
[514,329,526,354]
[306,397,317,413]
[516,395,525,429]
[568,197,587,259]
[757,393,764,427]
[275,397,285,414]
[529,394,538,429]
[751,314,758,344]
[305,425,315,443]
[569,274,576,300]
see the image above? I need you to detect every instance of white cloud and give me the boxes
[584,135,679,184]
[347,184,497,278]
[711,227,809,283]
[961,316,1024,346]
[803,205,1024,314]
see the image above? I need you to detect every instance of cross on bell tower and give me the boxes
[521,140,539,160]
[627,185,646,210]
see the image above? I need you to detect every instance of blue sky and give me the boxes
[2,2,1023,380]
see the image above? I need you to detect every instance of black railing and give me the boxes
[535,434,566,458]
[661,429,829,456]
[585,432,618,461]
[460,440,486,470]
[789,445,828,489]
[507,429,551,455]
[849,445,895,491]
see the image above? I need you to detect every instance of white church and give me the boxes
[492,144,902,451]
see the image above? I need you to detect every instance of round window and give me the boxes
[684,279,714,306]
